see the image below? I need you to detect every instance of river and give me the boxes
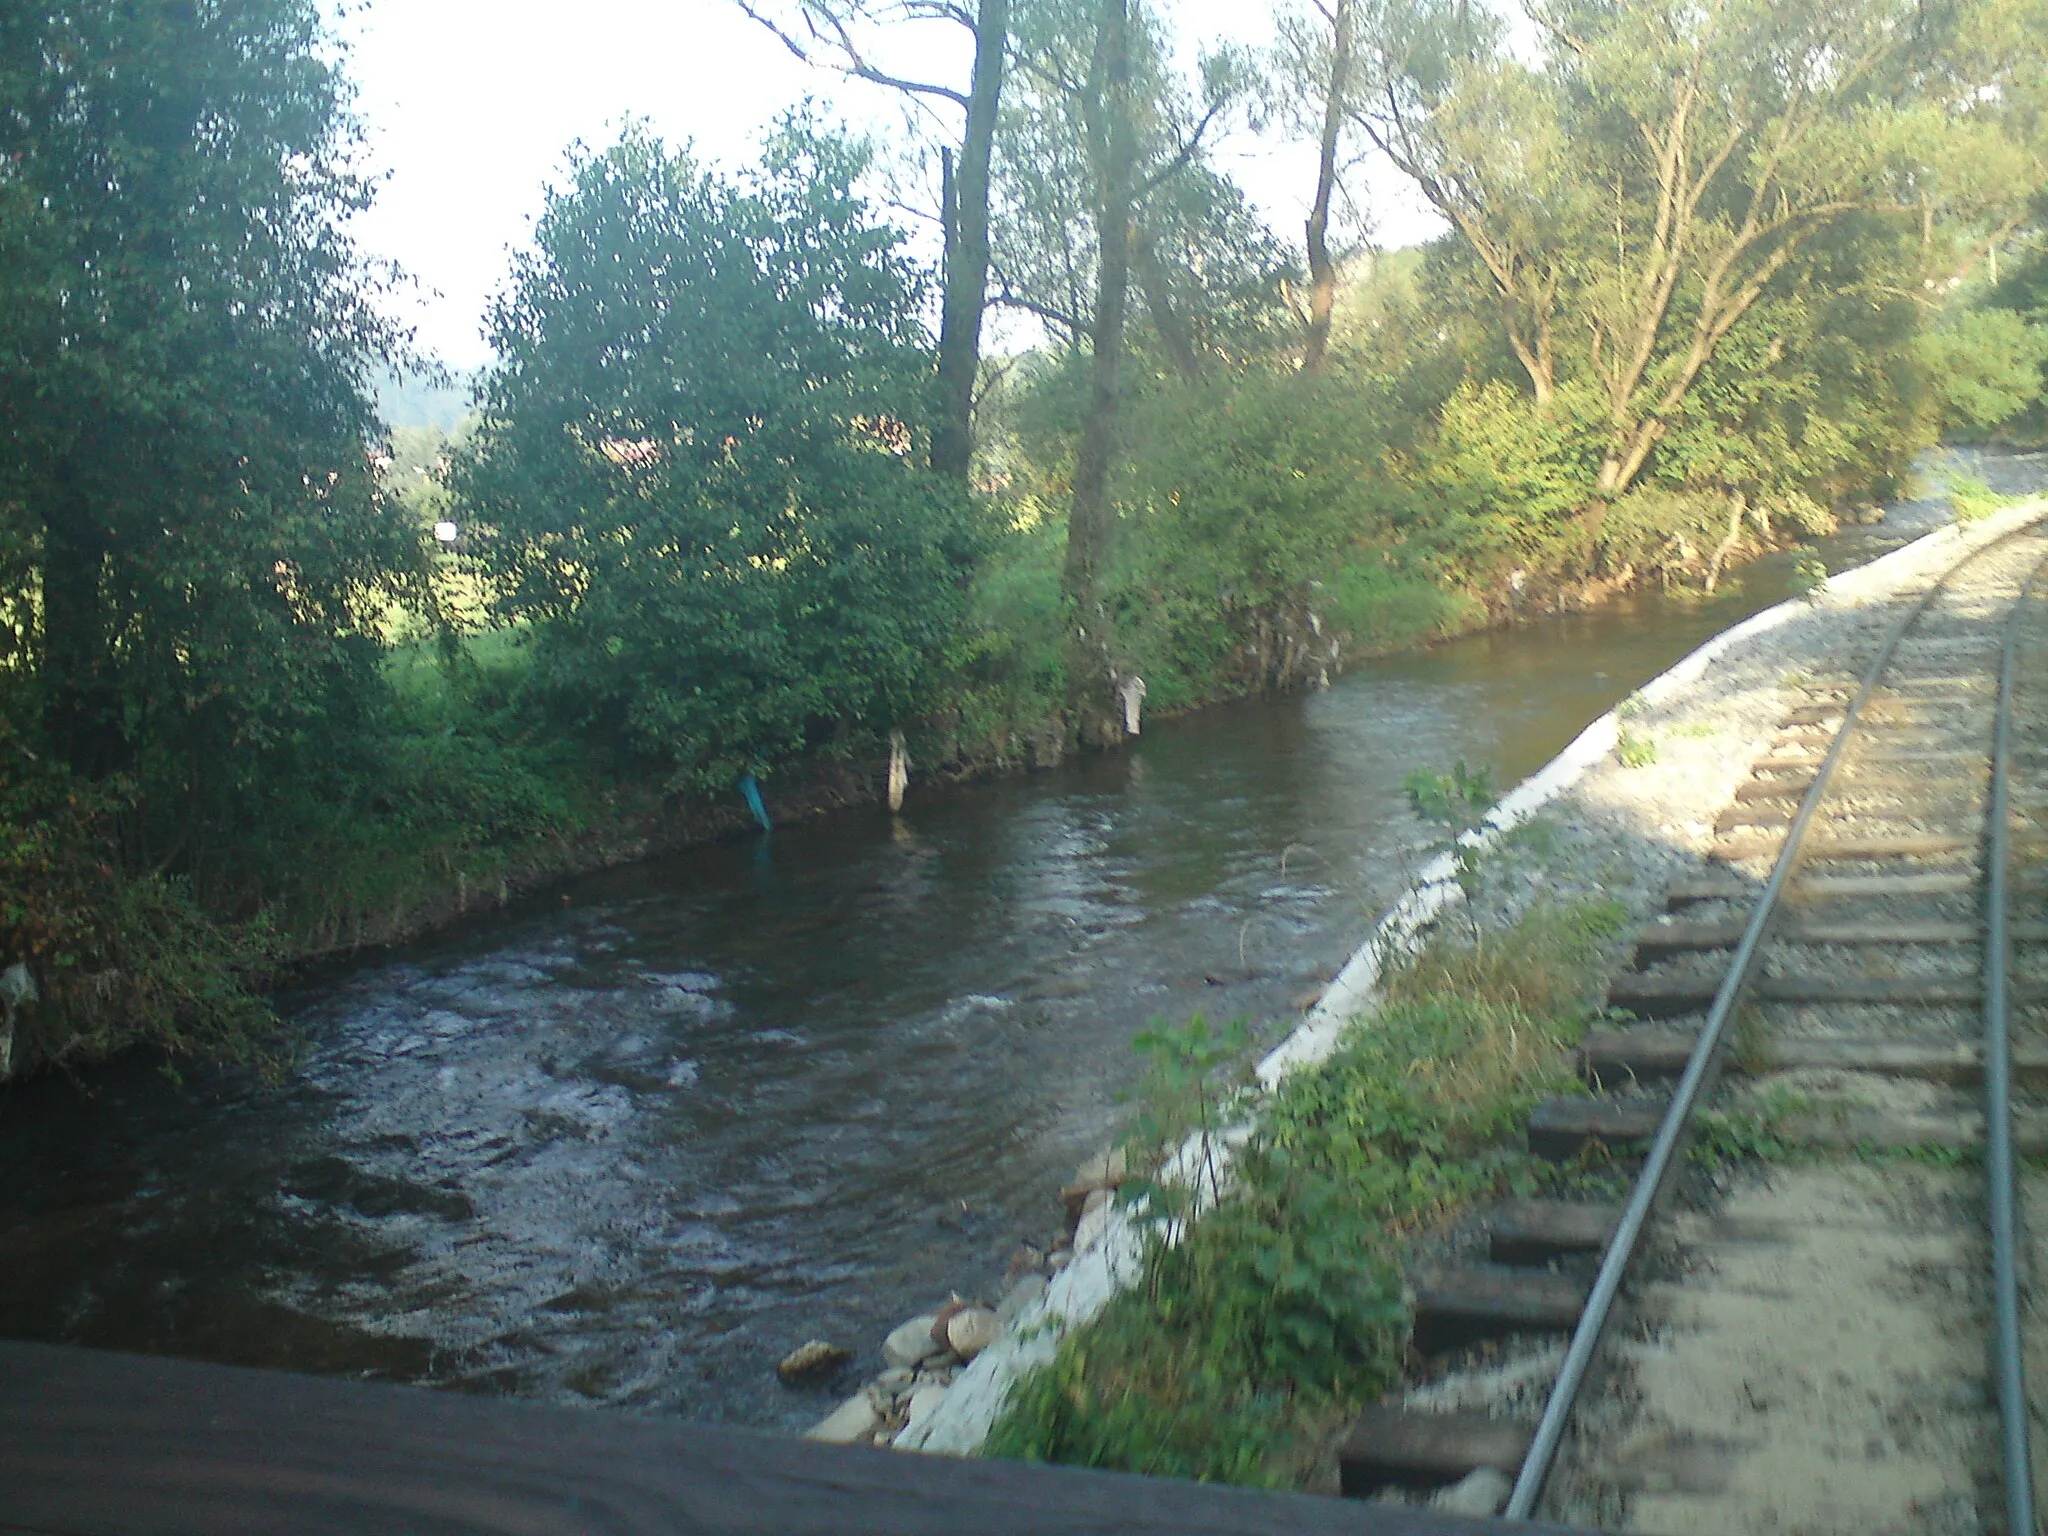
[1,449,2039,1432]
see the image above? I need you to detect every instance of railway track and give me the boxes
[1339,524,2048,1532]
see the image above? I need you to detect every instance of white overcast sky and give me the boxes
[332,0,1441,369]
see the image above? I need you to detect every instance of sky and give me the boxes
[332,0,1441,370]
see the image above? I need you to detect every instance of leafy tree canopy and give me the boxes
[0,0,422,830]
[457,119,989,792]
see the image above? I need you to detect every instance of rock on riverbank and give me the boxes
[799,1146,1134,1449]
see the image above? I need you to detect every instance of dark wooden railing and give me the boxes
[0,1341,1564,1534]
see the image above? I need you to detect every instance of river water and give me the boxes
[2,450,2040,1431]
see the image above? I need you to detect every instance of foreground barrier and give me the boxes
[0,1340,1566,1535]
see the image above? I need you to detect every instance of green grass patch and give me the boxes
[1320,560,1486,656]
[1946,468,2020,526]
[984,899,1628,1487]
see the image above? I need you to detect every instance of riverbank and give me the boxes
[0,494,1805,1084]
[303,451,2048,978]
[875,491,2048,1490]
[285,514,1822,969]
[3,476,2040,1439]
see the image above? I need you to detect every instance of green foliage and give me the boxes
[1349,0,2045,532]
[1692,1086,1806,1167]
[0,0,423,810]
[1122,1013,1253,1205]
[924,521,1070,759]
[1403,760,1496,842]
[1613,696,1659,765]
[457,118,989,791]
[986,900,1628,1484]
[1316,559,1483,654]
[992,0,1289,362]
[0,758,280,1074]
[1104,369,1405,701]
[1405,758,1496,912]
[1918,305,2048,437]
[0,0,430,1068]
[1946,468,2017,525]
[1398,380,1601,581]
[1788,553,1831,600]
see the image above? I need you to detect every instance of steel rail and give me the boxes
[1988,550,2048,1536]
[1505,533,2039,1521]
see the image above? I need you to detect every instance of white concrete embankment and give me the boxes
[897,494,2048,1457]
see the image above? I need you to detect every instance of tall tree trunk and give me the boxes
[1301,0,1351,374]
[1132,225,1203,386]
[1062,0,1135,748]
[39,458,121,776]
[932,0,1009,481]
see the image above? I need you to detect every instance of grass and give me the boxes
[254,633,647,954]
[1946,468,2019,526]
[984,898,1629,1488]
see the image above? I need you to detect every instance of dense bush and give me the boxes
[1919,305,2048,439]
[456,121,991,793]
[0,758,279,1076]
[986,900,1628,1484]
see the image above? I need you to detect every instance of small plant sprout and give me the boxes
[1126,1014,1252,1212]
[1403,760,1495,836]
[1616,728,1658,768]
[1404,760,1498,927]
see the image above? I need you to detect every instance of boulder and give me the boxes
[804,1394,880,1446]
[872,1367,915,1403]
[1431,1467,1513,1517]
[882,1315,945,1370]
[945,1306,1000,1361]
[1074,1146,1130,1190]
[775,1339,852,1387]
[905,1382,949,1426]
[1073,1190,1115,1255]
[1061,1146,1131,1224]
[997,1273,1047,1327]
[1003,1242,1048,1282]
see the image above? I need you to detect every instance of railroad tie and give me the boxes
[1336,1406,1534,1500]
[1410,1270,1588,1356]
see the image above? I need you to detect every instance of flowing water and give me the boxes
[2,450,2041,1431]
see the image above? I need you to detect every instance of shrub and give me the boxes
[987,899,1628,1485]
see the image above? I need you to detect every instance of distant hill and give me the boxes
[375,366,479,432]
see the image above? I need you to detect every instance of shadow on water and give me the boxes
[1,450,2040,1430]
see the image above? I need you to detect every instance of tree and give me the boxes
[455,122,988,791]
[989,0,1264,739]
[737,0,1011,481]
[1349,0,2045,515]
[0,0,419,826]
[1272,0,1358,372]
[1061,0,1139,745]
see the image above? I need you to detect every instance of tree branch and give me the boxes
[734,0,971,108]
[1134,94,1229,200]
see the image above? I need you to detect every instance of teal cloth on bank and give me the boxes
[740,774,771,831]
